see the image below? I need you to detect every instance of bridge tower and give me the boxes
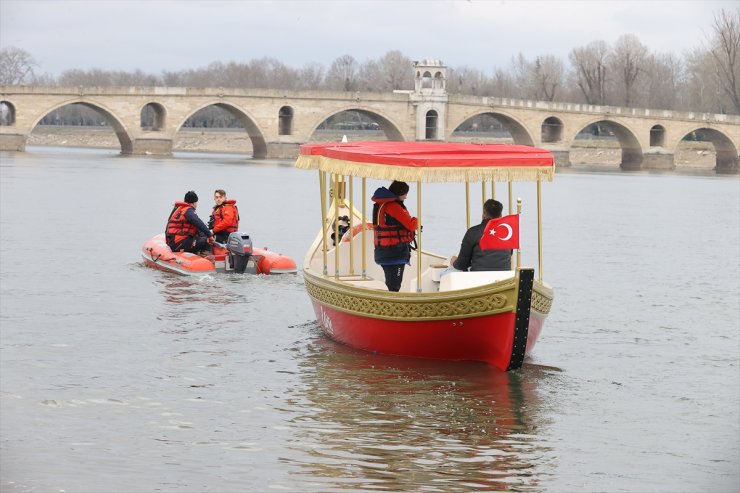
[411,59,448,141]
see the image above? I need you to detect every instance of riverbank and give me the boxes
[25,126,717,168]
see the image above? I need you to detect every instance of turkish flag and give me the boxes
[479,215,519,250]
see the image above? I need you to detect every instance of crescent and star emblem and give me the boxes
[489,223,513,241]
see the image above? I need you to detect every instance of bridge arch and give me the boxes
[672,127,739,174]
[448,111,535,146]
[140,102,166,131]
[541,116,564,143]
[31,100,133,153]
[308,107,405,141]
[650,124,666,147]
[1,101,16,126]
[570,119,643,170]
[175,101,267,158]
[278,106,293,135]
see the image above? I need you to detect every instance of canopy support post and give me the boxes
[348,175,355,276]
[333,174,339,279]
[319,170,328,276]
[481,181,486,204]
[537,177,543,282]
[508,181,513,215]
[516,198,522,270]
[417,180,422,293]
[361,177,367,278]
[465,180,470,230]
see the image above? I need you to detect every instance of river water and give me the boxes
[1,146,738,492]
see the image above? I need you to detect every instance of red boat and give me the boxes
[295,141,555,371]
[141,233,297,276]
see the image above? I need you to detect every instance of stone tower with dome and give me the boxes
[411,59,448,141]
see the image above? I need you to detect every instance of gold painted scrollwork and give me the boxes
[305,277,512,321]
[531,290,552,315]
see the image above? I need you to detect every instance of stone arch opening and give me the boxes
[433,71,444,90]
[140,102,166,131]
[425,110,439,140]
[422,71,433,89]
[176,103,267,158]
[450,112,534,146]
[279,106,293,135]
[1,101,16,126]
[650,124,666,147]
[571,121,642,170]
[312,109,404,142]
[541,116,564,143]
[31,102,133,153]
[676,128,738,174]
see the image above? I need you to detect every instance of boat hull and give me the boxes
[304,268,547,371]
[141,234,297,276]
[312,301,518,371]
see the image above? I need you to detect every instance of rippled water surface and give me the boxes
[1,147,739,492]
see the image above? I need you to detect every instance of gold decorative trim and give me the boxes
[531,283,554,315]
[303,271,517,321]
[295,155,554,183]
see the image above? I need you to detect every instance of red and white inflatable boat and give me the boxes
[141,233,297,276]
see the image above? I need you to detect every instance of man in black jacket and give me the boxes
[450,199,512,271]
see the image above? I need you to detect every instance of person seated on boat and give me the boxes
[448,199,512,273]
[208,189,240,244]
[165,191,214,254]
[371,181,419,292]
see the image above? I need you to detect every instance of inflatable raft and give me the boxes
[141,233,297,276]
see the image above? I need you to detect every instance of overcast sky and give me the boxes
[1,0,736,76]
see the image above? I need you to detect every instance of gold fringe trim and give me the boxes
[295,155,554,183]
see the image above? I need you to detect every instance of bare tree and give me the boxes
[643,52,683,110]
[707,8,740,113]
[376,50,414,91]
[510,53,535,99]
[296,63,325,90]
[609,34,649,106]
[447,66,489,96]
[569,40,609,105]
[533,55,564,101]
[0,46,37,85]
[326,55,359,91]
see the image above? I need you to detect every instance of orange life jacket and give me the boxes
[210,200,239,234]
[165,202,198,243]
[373,201,415,248]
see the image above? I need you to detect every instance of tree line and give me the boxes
[1,7,737,123]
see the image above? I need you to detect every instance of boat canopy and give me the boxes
[296,141,554,183]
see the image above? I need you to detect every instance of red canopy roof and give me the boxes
[296,141,554,183]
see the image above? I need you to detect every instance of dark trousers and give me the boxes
[382,264,405,292]
[168,235,209,254]
[214,231,230,244]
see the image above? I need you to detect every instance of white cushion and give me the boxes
[439,270,515,291]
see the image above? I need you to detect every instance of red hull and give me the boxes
[312,301,518,372]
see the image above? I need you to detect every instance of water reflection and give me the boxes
[283,334,556,492]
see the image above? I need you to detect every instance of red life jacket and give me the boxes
[210,200,239,233]
[165,202,198,243]
[373,201,415,248]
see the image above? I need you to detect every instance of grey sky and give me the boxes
[0,0,735,76]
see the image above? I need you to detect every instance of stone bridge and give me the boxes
[1,61,738,173]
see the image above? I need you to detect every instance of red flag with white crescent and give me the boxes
[479,215,519,250]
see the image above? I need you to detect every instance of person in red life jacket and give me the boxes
[450,199,512,272]
[208,189,240,244]
[371,181,418,292]
[165,190,214,253]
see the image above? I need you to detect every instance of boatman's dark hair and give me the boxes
[483,199,503,219]
[388,181,410,197]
